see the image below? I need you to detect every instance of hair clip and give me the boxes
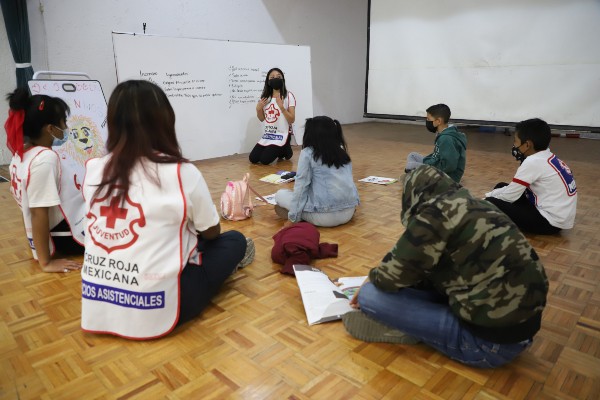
[38,100,45,111]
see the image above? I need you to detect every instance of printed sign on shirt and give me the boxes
[82,280,164,310]
[87,194,146,254]
[548,155,577,196]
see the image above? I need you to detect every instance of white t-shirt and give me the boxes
[258,91,296,147]
[179,163,220,232]
[27,150,64,230]
[486,149,577,229]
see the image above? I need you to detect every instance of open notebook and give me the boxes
[293,265,367,325]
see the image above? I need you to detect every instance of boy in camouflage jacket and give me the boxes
[343,165,548,368]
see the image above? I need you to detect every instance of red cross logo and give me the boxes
[100,197,129,229]
[87,191,146,254]
[558,159,572,175]
[264,103,280,123]
[10,166,22,204]
[11,174,19,192]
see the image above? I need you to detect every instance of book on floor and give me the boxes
[293,264,367,325]
[259,170,296,184]
[358,176,398,185]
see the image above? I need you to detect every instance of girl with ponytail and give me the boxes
[5,88,83,273]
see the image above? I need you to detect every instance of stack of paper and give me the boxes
[358,176,397,185]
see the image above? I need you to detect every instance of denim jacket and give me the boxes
[288,147,360,222]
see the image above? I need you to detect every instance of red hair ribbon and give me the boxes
[38,100,45,111]
[4,109,25,158]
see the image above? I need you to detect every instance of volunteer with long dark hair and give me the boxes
[249,67,296,164]
[81,80,253,339]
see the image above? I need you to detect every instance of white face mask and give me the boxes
[51,126,69,147]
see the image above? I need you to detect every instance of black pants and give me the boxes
[177,230,247,326]
[51,220,85,255]
[249,134,293,164]
[485,183,561,235]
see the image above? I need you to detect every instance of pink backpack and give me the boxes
[220,173,267,221]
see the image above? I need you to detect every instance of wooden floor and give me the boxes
[1,122,599,399]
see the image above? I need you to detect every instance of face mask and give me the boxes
[511,145,525,162]
[425,120,437,133]
[51,126,69,147]
[268,78,283,90]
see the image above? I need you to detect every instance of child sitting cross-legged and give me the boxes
[274,116,359,227]
[485,118,577,235]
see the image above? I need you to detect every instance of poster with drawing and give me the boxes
[28,80,108,243]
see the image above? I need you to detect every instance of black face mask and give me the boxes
[268,78,283,90]
[425,120,437,133]
[511,145,525,162]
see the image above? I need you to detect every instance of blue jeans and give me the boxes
[358,283,533,368]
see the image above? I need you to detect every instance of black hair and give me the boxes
[515,118,551,151]
[302,116,351,168]
[6,87,70,141]
[260,67,288,99]
[426,104,451,123]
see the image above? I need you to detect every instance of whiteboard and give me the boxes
[28,79,108,183]
[112,33,314,160]
[366,0,600,130]
[28,79,109,242]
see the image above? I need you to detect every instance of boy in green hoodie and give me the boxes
[405,104,467,183]
[343,165,548,368]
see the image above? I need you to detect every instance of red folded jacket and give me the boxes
[271,222,338,275]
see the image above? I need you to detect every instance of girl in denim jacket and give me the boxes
[274,116,359,227]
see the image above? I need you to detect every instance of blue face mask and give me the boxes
[51,126,69,147]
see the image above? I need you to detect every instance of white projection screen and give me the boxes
[365,0,600,131]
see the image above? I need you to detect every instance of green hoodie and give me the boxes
[369,165,548,343]
[422,125,467,182]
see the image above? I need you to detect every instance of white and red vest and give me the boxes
[55,154,88,246]
[258,91,296,147]
[81,156,200,339]
[9,146,85,259]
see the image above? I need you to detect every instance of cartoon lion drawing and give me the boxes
[62,114,106,165]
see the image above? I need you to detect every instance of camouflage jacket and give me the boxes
[369,165,548,343]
